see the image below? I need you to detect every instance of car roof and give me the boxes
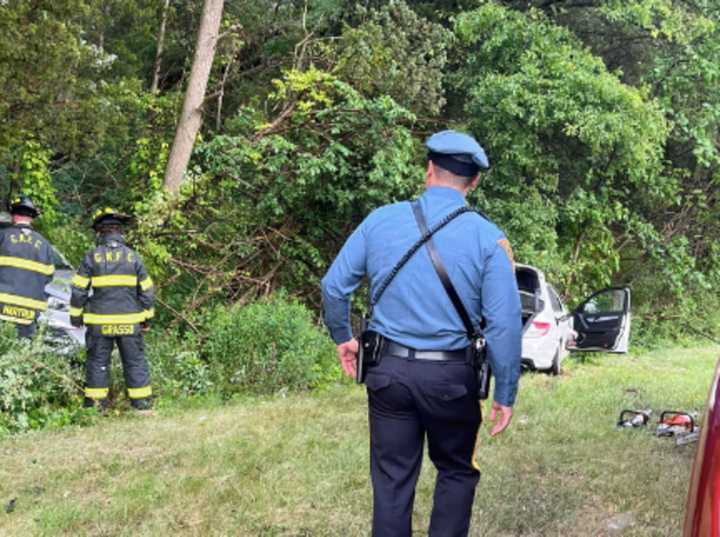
[516,262,543,274]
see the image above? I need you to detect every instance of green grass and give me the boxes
[0,345,717,536]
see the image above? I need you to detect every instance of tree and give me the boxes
[163,0,224,194]
[151,0,171,93]
[454,4,670,296]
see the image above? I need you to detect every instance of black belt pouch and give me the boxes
[471,338,491,400]
[356,318,383,384]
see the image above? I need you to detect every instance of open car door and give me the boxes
[569,287,631,353]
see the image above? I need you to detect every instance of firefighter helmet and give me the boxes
[9,195,40,218]
[92,207,131,229]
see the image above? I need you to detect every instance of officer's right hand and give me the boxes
[336,338,359,378]
[488,401,513,437]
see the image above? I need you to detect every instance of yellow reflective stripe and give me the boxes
[72,274,90,288]
[471,402,481,472]
[85,387,109,399]
[127,386,152,399]
[0,292,47,311]
[0,314,33,325]
[144,308,155,320]
[0,256,54,275]
[69,307,83,317]
[139,277,153,291]
[84,312,146,325]
[91,275,138,287]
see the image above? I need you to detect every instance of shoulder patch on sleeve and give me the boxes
[497,239,516,272]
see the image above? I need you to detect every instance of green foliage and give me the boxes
[13,141,59,228]
[145,329,214,399]
[454,4,671,299]
[197,294,338,396]
[331,1,453,116]
[0,324,90,435]
[0,1,114,160]
[0,293,344,436]
[136,67,420,308]
[0,0,717,378]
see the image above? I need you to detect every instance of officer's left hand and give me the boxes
[488,401,513,437]
[336,338,359,378]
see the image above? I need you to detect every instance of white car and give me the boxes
[517,263,631,374]
[39,249,86,350]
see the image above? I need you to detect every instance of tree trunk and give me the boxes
[151,0,170,94]
[216,59,232,130]
[163,0,224,194]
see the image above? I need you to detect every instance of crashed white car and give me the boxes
[517,263,631,374]
[40,250,86,350]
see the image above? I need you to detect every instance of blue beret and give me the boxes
[425,130,490,175]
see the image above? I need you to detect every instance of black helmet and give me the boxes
[9,195,39,218]
[92,207,131,229]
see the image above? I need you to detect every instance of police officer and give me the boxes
[0,195,55,338]
[321,130,522,537]
[70,208,155,411]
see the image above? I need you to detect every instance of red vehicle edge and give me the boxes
[684,357,720,536]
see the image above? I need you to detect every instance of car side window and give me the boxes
[547,285,564,313]
[581,289,626,314]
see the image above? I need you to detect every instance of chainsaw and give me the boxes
[655,410,700,445]
[617,409,652,428]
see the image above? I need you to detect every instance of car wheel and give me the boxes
[549,347,561,376]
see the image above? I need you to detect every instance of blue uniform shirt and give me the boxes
[321,186,522,406]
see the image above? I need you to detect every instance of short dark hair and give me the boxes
[97,223,122,235]
[431,161,477,188]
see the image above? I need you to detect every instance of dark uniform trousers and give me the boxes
[366,352,481,537]
[85,326,151,409]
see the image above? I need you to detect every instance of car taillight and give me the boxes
[526,321,551,338]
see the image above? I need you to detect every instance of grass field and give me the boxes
[0,345,717,537]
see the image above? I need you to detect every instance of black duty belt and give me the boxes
[384,340,468,362]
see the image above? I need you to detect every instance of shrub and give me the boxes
[0,323,89,434]
[198,293,338,396]
[145,329,213,399]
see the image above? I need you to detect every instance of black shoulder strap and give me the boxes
[411,201,477,341]
[369,202,473,310]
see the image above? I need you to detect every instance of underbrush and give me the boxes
[192,292,340,396]
[0,324,92,435]
[630,302,720,353]
[0,293,343,436]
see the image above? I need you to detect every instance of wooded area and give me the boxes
[0,0,718,342]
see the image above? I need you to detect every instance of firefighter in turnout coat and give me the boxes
[70,208,155,410]
[0,195,55,338]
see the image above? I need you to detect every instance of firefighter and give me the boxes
[0,195,55,338]
[70,208,155,410]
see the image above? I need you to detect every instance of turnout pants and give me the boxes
[366,353,481,537]
[3,311,39,339]
[84,326,152,409]
[16,320,37,339]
